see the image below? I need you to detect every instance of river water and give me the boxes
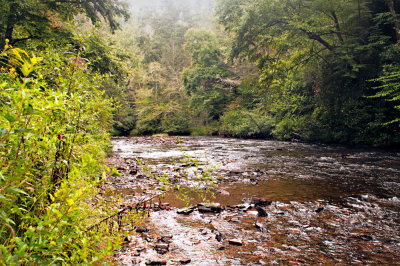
[111,136,400,265]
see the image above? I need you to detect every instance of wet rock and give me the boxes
[251,197,272,206]
[255,221,266,232]
[228,239,243,246]
[155,243,169,254]
[135,227,149,233]
[198,205,212,213]
[129,169,137,175]
[146,260,167,265]
[215,232,223,242]
[256,206,268,217]
[179,258,191,264]
[201,228,209,235]
[123,236,131,245]
[352,234,373,241]
[177,208,194,215]
[219,189,230,196]
[160,235,173,243]
[198,203,222,213]
[230,217,241,223]
[234,203,251,210]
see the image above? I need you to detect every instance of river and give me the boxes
[110,136,400,265]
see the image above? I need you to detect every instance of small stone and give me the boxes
[228,239,243,246]
[219,189,230,196]
[251,197,272,206]
[230,217,241,223]
[256,206,268,217]
[201,228,209,235]
[146,260,167,265]
[215,232,223,242]
[155,243,169,249]
[160,235,173,243]
[180,258,191,264]
[315,207,324,213]
[352,234,373,241]
[177,208,194,215]
[135,227,149,233]
[255,222,266,232]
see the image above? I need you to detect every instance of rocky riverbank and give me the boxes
[107,136,400,265]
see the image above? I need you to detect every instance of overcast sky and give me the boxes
[126,0,215,14]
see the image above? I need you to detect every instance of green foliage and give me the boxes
[0,0,129,48]
[220,108,273,138]
[215,0,400,145]
[0,44,122,264]
[371,67,400,125]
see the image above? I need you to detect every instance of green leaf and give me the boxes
[6,186,27,195]
[4,113,17,123]
[111,166,121,176]
[14,128,32,133]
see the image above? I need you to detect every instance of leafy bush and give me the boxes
[0,43,121,264]
[220,109,273,138]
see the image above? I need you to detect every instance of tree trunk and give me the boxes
[3,1,19,48]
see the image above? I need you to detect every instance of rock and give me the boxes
[219,189,230,196]
[315,207,324,213]
[201,228,209,235]
[251,197,272,207]
[198,205,212,213]
[160,235,173,243]
[228,239,243,246]
[135,227,149,233]
[180,259,191,264]
[177,208,194,215]
[215,232,223,242]
[198,203,222,213]
[352,234,373,241]
[123,236,131,245]
[256,206,268,217]
[146,260,167,265]
[155,243,169,254]
[129,169,137,175]
[255,221,266,232]
[230,217,241,223]
[155,243,169,249]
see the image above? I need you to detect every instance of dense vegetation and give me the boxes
[1,0,400,263]
[0,0,131,263]
[110,0,400,145]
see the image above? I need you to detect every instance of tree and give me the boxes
[0,0,129,48]
[183,29,233,126]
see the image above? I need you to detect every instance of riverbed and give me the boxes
[109,136,400,265]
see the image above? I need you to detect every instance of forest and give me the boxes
[0,0,400,264]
